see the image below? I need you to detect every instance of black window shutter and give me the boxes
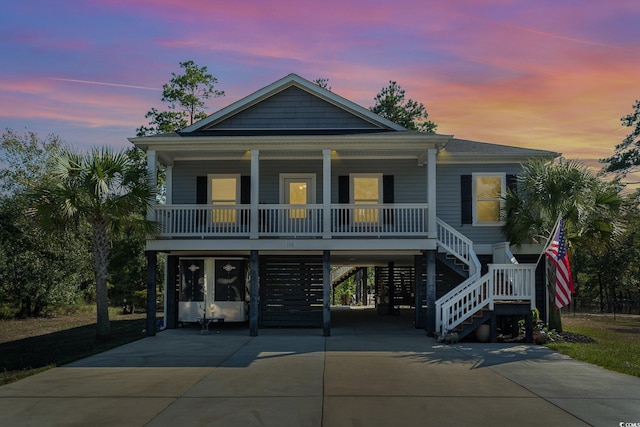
[461,175,472,225]
[338,176,350,226]
[196,176,207,204]
[383,175,394,203]
[239,176,251,226]
[383,175,394,224]
[506,174,517,193]
[240,176,251,204]
[338,176,349,203]
[506,174,517,219]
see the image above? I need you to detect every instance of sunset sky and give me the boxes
[2,1,639,180]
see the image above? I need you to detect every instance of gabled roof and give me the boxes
[129,73,560,166]
[181,73,406,134]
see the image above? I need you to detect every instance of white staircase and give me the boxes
[330,266,358,286]
[434,218,536,336]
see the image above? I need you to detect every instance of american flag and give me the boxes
[544,218,575,309]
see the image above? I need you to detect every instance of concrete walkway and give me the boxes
[1,308,639,426]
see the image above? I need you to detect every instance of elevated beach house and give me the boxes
[130,73,558,340]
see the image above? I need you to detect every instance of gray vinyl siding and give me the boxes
[436,162,523,245]
[259,160,324,203]
[172,158,525,245]
[171,158,428,204]
[172,160,251,204]
[332,159,428,203]
[212,86,379,130]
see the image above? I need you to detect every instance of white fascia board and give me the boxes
[131,132,454,166]
[133,132,452,150]
[146,238,437,252]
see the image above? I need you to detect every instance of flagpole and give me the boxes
[535,214,561,267]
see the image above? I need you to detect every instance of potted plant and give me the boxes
[531,308,548,344]
[475,323,491,342]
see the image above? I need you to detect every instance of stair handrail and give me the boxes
[437,263,537,335]
[492,242,519,265]
[439,271,492,334]
[434,218,482,334]
[434,261,481,335]
[330,266,356,285]
[435,218,479,277]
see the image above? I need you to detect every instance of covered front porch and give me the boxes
[151,203,430,239]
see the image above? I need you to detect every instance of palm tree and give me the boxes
[503,158,623,330]
[33,146,154,339]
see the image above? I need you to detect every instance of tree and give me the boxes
[0,198,92,317]
[370,81,437,133]
[503,158,623,330]
[313,78,331,91]
[573,190,640,313]
[0,130,92,317]
[32,147,154,339]
[0,129,62,194]
[136,60,224,136]
[601,100,640,178]
[109,223,164,313]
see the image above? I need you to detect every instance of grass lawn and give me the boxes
[545,313,640,377]
[0,306,158,385]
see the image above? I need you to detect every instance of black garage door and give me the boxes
[259,256,324,327]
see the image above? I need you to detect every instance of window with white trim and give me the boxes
[351,174,382,223]
[208,175,240,223]
[473,173,506,225]
[280,174,316,219]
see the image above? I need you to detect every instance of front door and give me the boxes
[282,175,315,218]
[280,174,317,234]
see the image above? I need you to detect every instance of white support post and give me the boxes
[250,150,260,239]
[426,148,437,238]
[146,150,157,221]
[165,165,173,205]
[322,149,332,239]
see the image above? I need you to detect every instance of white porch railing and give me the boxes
[331,204,427,236]
[153,205,251,237]
[437,264,536,334]
[152,203,429,238]
[257,204,323,236]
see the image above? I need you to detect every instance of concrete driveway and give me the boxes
[1,307,639,426]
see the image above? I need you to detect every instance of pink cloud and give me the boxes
[0,77,158,130]
[3,0,639,168]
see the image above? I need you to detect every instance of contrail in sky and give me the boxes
[48,77,161,91]
[464,12,631,52]
[502,22,624,50]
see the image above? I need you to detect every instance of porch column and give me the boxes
[146,150,157,222]
[362,267,369,305]
[145,250,157,336]
[426,148,437,238]
[249,250,259,336]
[165,165,173,204]
[323,250,331,336]
[414,255,426,328]
[322,149,332,239]
[426,249,437,335]
[250,150,260,239]
[165,255,178,329]
[387,262,395,315]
